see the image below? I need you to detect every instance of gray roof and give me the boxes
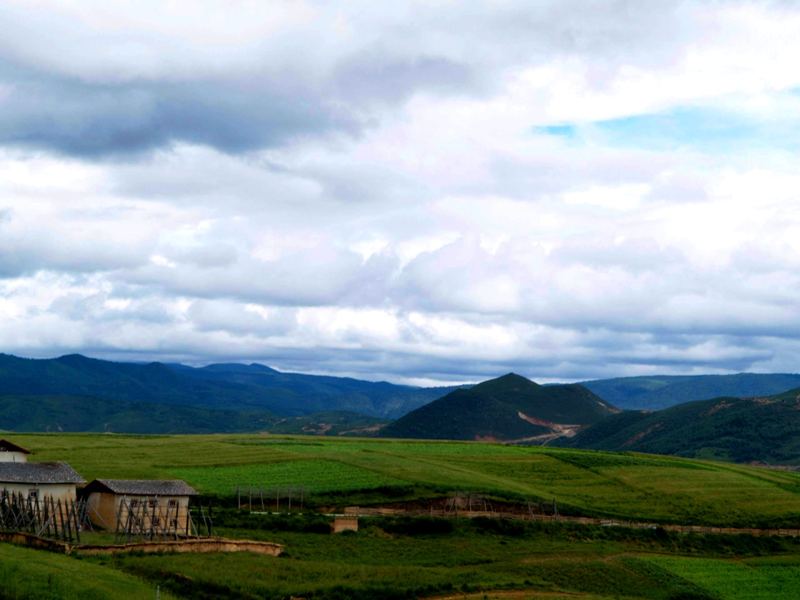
[86,479,197,496]
[0,462,84,484]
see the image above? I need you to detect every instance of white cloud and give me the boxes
[1,2,800,383]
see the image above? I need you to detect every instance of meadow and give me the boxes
[0,543,173,600]
[12,433,800,526]
[6,513,800,599]
[5,433,800,598]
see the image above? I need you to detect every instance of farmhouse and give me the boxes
[0,439,31,463]
[84,479,197,534]
[0,461,85,502]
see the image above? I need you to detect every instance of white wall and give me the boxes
[0,483,77,502]
[0,451,28,463]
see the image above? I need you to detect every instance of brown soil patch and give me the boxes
[622,423,662,447]
[706,401,733,416]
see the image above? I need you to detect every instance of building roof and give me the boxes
[0,440,31,454]
[0,462,84,484]
[85,479,197,496]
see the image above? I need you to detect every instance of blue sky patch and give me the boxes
[535,106,798,153]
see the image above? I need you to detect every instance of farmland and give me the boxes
[86,520,800,599]
[5,433,800,598]
[11,433,800,526]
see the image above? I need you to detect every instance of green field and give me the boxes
[6,516,800,599]
[12,433,800,526]
[0,543,174,600]
[644,555,800,600]
[5,433,800,599]
[92,518,800,599]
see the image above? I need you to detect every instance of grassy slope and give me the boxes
[563,387,800,463]
[7,513,800,600]
[12,433,800,526]
[381,373,616,441]
[0,542,173,600]
[644,555,800,600]
[5,434,800,599]
[98,518,800,600]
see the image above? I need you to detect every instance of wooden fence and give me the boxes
[0,492,83,543]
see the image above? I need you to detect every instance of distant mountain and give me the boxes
[0,353,456,420]
[0,393,273,434]
[0,393,385,435]
[561,387,800,464]
[581,373,800,410]
[380,373,618,441]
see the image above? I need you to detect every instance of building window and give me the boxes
[168,499,178,508]
[28,489,38,500]
[148,499,158,508]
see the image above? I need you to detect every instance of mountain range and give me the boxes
[2,352,800,464]
[0,353,449,433]
[579,373,800,410]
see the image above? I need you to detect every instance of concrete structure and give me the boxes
[83,479,197,533]
[0,440,31,463]
[331,515,359,533]
[0,462,85,502]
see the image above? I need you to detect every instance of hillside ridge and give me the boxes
[562,386,800,464]
[381,373,617,441]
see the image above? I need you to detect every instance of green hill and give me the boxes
[581,373,800,410]
[381,373,618,441]
[562,387,800,463]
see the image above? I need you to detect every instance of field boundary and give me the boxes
[344,506,800,537]
[0,532,283,556]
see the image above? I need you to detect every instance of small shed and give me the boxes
[0,462,85,502]
[0,439,31,463]
[83,479,197,534]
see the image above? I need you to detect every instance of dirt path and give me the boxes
[428,591,613,600]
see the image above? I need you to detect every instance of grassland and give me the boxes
[0,543,174,599]
[6,514,800,599]
[93,517,800,599]
[5,433,800,598]
[12,433,800,526]
[644,555,800,600]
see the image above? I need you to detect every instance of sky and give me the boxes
[1,1,800,385]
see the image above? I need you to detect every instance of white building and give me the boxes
[0,441,84,502]
[0,439,31,463]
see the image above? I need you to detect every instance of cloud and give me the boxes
[1,2,800,384]
[0,74,358,156]
[6,1,796,157]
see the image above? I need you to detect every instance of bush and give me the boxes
[211,508,331,533]
[375,516,455,536]
[471,517,527,537]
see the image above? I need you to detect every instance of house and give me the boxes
[83,479,197,534]
[0,439,31,463]
[0,461,85,502]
